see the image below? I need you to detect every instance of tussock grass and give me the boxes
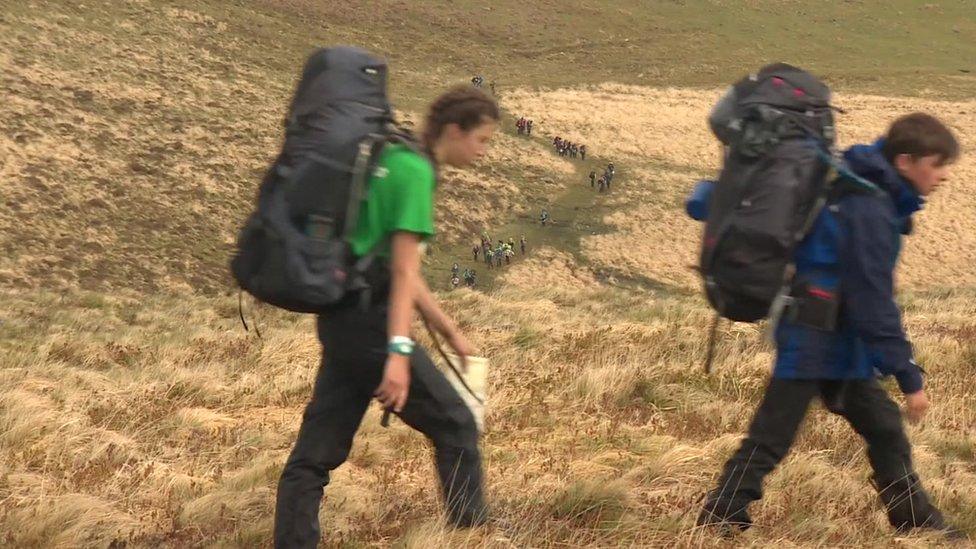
[6,279,973,546]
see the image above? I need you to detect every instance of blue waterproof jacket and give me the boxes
[773,139,924,393]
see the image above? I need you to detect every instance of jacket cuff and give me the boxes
[896,367,924,394]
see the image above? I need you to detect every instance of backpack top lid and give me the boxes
[734,62,831,113]
[287,46,391,122]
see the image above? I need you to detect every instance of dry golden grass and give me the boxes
[498,246,596,291]
[4,280,975,547]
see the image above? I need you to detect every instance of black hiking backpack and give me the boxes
[230,46,415,314]
[699,63,836,323]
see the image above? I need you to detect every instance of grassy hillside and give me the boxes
[2,0,976,547]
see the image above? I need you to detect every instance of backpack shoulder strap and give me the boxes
[342,138,375,237]
[806,140,882,196]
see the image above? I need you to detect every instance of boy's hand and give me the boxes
[375,354,410,413]
[904,390,930,424]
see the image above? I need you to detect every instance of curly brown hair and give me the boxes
[421,85,500,152]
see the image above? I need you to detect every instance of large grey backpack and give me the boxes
[699,63,836,323]
[230,46,416,314]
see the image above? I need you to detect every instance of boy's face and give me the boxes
[895,154,952,196]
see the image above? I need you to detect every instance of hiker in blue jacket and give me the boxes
[695,113,963,538]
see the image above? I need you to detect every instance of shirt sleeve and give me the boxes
[379,150,436,238]
[839,195,923,394]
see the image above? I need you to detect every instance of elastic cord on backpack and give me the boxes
[238,290,263,339]
[704,313,721,374]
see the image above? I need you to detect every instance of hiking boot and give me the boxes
[936,525,970,542]
[697,504,752,538]
[447,505,488,529]
[903,523,970,543]
[874,473,949,533]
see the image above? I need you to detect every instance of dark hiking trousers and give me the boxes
[274,302,486,549]
[700,378,945,531]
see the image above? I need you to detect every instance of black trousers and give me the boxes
[274,301,486,548]
[700,378,945,531]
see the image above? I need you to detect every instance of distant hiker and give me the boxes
[273,77,498,546]
[604,165,614,190]
[526,120,533,136]
[485,248,493,269]
[589,170,596,187]
[695,72,962,539]
[451,262,460,278]
[451,275,461,288]
[464,269,476,287]
[540,209,550,226]
[571,143,578,158]
[520,235,527,255]
[471,75,484,87]
[597,176,606,193]
[507,237,515,251]
[473,244,480,261]
[580,144,586,160]
[495,246,504,267]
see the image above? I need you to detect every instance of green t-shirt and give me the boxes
[347,144,436,258]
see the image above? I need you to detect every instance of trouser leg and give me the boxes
[699,378,819,528]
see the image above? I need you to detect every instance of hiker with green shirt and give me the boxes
[274,85,500,546]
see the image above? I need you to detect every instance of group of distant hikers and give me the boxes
[473,233,526,269]
[553,136,586,159]
[588,162,616,192]
[230,48,966,547]
[450,262,477,289]
[515,116,533,136]
[471,75,495,95]
[446,232,530,290]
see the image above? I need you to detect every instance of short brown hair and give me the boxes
[422,85,500,150]
[883,112,960,165]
